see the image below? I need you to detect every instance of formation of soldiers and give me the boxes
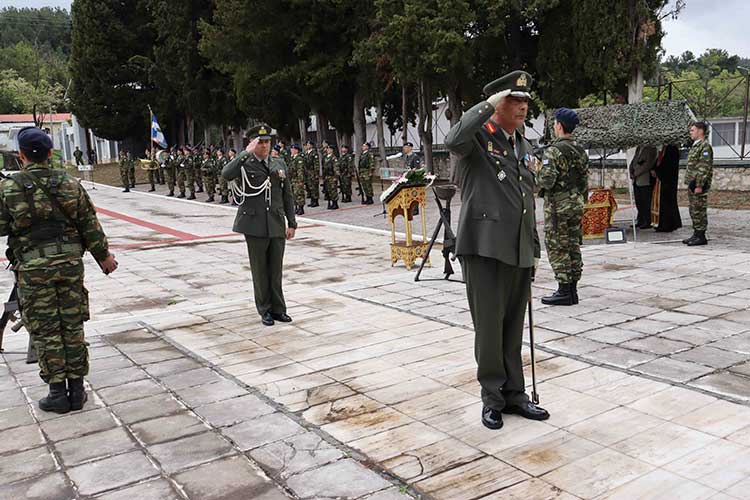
[120,140,379,212]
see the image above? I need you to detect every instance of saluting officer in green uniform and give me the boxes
[221,125,297,327]
[446,70,549,430]
[684,121,713,246]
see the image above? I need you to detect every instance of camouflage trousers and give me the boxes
[306,169,319,202]
[544,208,584,284]
[128,167,136,187]
[203,173,216,196]
[291,176,305,207]
[340,174,352,199]
[324,175,338,202]
[688,191,708,231]
[119,166,129,189]
[177,168,195,194]
[360,169,373,198]
[219,177,229,197]
[187,169,199,193]
[165,166,176,191]
[147,168,157,187]
[18,261,89,384]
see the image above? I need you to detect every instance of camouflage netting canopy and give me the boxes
[546,101,695,150]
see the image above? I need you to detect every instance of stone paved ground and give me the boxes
[2,183,750,499]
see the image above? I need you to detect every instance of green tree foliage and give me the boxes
[0,7,72,55]
[69,0,155,140]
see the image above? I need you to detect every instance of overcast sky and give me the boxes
[1,0,746,59]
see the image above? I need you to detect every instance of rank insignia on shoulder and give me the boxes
[487,142,493,152]
[497,170,506,181]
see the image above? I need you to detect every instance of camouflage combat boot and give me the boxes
[39,382,70,414]
[67,377,88,411]
[682,232,697,244]
[571,282,579,305]
[541,283,574,306]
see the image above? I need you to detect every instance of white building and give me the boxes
[0,113,119,165]
[707,116,750,159]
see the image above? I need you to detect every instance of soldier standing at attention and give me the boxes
[164,147,177,197]
[303,140,320,207]
[227,148,237,205]
[278,139,290,166]
[145,148,157,192]
[201,150,217,202]
[127,151,136,188]
[216,149,230,204]
[73,146,84,166]
[338,144,353,203]
[185,147,198,200]
[175,147,188,198]
[289,144,306,215]
[683,121,713,246]
[0,127,118,413]
[538,108,589,306]
[445,70,548,430]
[323,144,340,210]
[118,150,131,192]
[358,142,375,205]
[221,125,297,327]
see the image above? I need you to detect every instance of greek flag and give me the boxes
[150,113,167,148]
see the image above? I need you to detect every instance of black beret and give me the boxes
[18,127,53,153]
[483,70,533,98]
[304,140,315,146]
[404,142,413,147]
[554,108,580,128]
[340,144,349,149]
[291,144,301,151]
[272,144,282,152]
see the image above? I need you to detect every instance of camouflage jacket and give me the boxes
[305,150,319,171]
[359,151,374,172]
[0,163,110,271]
[289,154,305,181]
[323,154,339,177]
[201,158,216,174]
[338,153,354,176]
[538,138,589,212]
[686,138,713,189]
[118,155,129,169]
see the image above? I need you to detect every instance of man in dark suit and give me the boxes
[221,125,297,326]
[446,70,549,430]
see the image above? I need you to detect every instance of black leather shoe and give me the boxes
[682,232,697,244]
[503,402,550,421]
[261,312,274,326]
[271,312,292,322]
[481,406,503,430]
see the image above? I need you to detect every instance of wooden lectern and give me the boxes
[385,185,430,270]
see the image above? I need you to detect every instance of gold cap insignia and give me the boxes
[259,127,268,135]
[516,74,528,87]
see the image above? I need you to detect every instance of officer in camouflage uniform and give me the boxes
[358,142,375,205]
[289,144,306,214]
[303,140,320,207]
[684,121,713,246]
[216,149,229,204]
[184,147,198,199]
[538,108,589,306]
[323,144,340,210]
[201,150,217,202]
[0,127,118,414]
[338,144,353,203]
[118,150,131,193]
[164,147,177,197]
[193,148,204,194]
[127,151,136,188]
[446,70,548,430]
[175,147,188,198]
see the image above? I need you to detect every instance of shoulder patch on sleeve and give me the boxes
[703,151,709,157]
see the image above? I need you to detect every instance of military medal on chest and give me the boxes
[497,170,506,181]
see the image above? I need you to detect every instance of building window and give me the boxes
[711,122,736,147]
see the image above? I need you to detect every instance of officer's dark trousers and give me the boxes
[634,183,653,227]
[245,236,287,316]
[462,255,531,411]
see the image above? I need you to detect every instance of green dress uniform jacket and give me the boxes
[222,151,297,236]
[445,100,541,268]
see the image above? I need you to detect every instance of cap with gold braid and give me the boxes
[483,70,533,98]
[247,124,273,141]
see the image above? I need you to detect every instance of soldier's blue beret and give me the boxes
[273,144,282,152]
[554,108,580,128]
[291,144,301,151]
[304,140,315,147]
[18,126,53,153]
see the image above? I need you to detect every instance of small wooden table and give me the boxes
[385,185,430,270]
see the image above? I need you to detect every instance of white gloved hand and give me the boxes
[487,89,511,107]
